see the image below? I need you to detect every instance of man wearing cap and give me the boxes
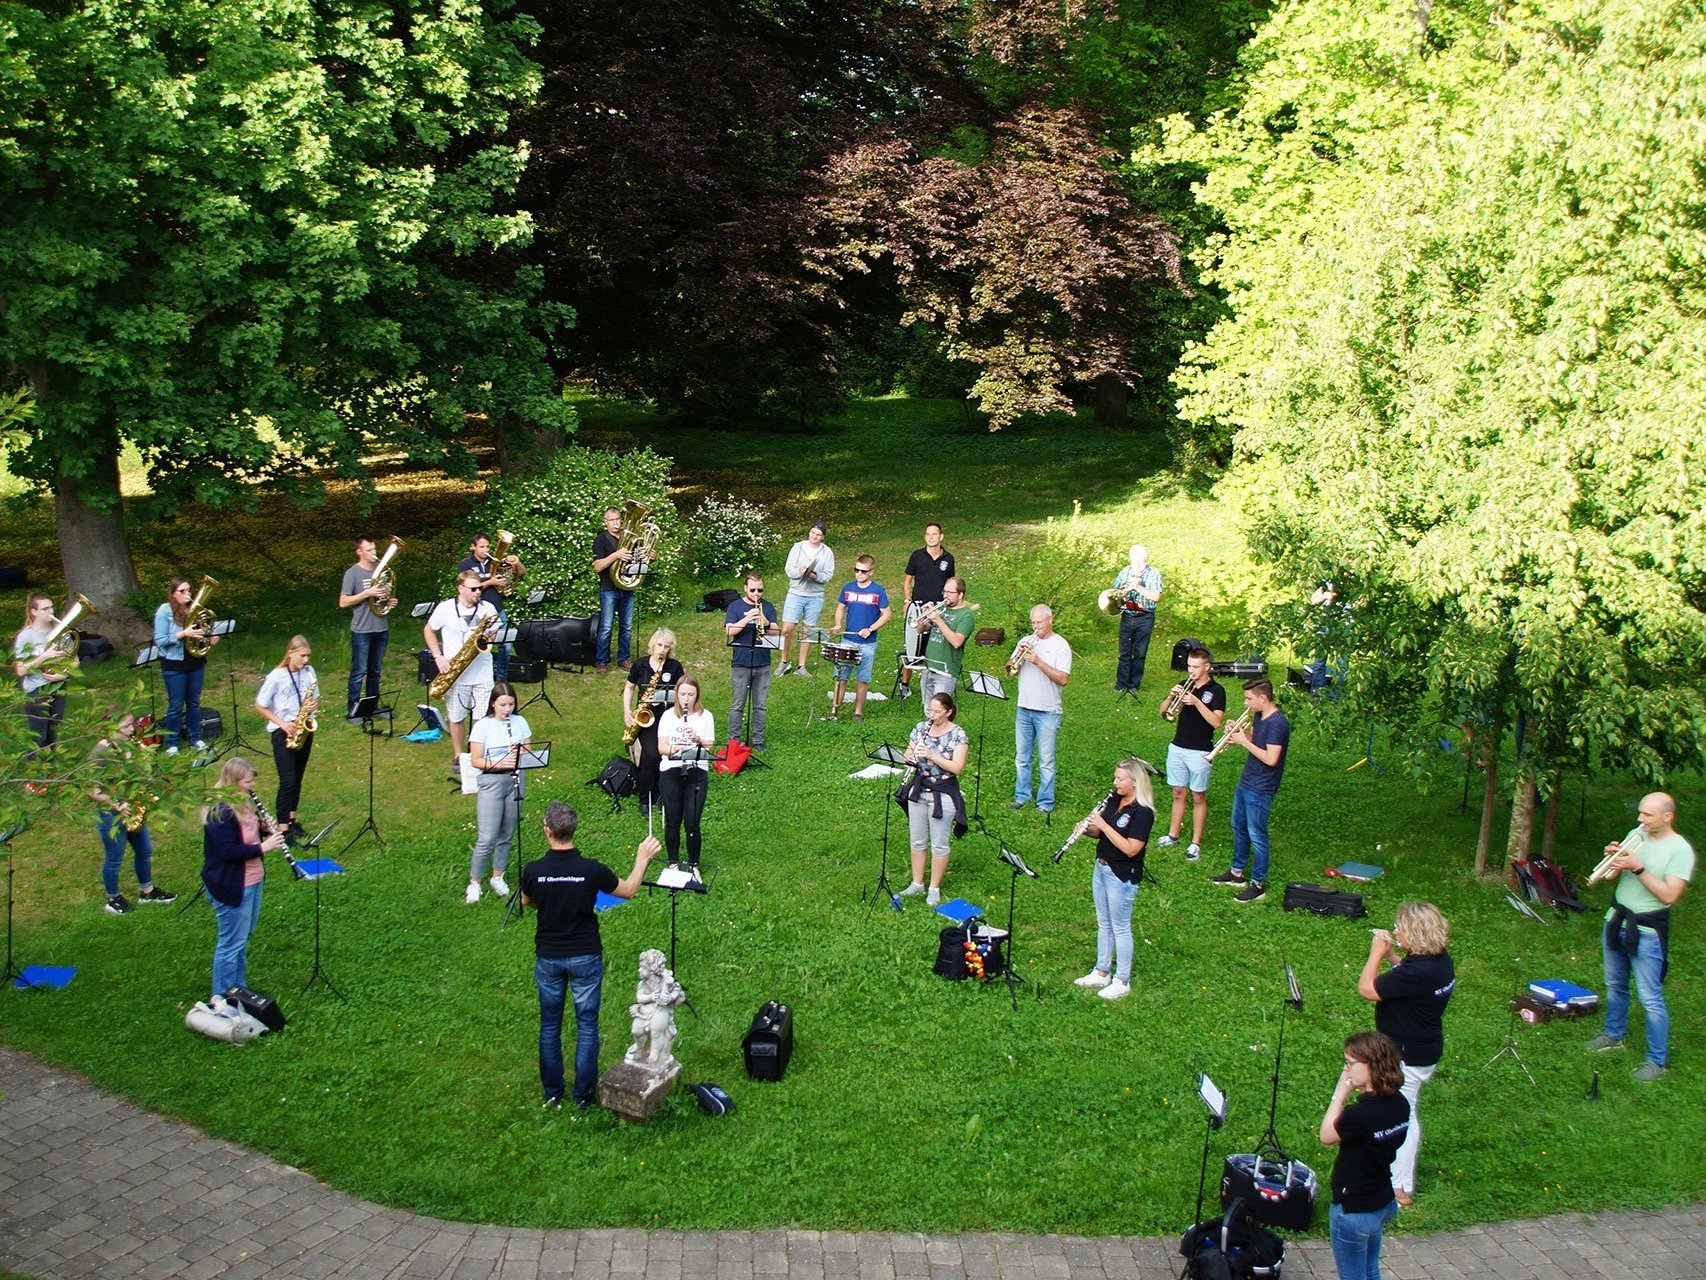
[780,521,835,676]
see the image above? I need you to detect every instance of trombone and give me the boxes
[1588,830,1648,885]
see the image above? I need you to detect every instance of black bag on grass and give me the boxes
[1179,1197,1284,1280]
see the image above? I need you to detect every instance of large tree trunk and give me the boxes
[1093,373,1129,427]
[55,444,145,645]
[1539,768,1562,861]
[1505,771,1537,867]
[1474,749,1501,875]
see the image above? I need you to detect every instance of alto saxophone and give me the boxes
[429,608,499,700]
[285,680,319,750]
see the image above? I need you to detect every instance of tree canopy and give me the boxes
[1162,0,1706,848]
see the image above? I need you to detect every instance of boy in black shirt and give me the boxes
[520,801,658,1108]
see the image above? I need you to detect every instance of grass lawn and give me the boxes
[1,396,1701,1235]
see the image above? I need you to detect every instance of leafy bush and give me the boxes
[686,492,778,579]
[464,445,684,618]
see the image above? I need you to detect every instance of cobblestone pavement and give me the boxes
[2,1046,1701,1280]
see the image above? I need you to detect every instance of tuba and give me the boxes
[430,608,499,700]
[487,530,520,597]
[367,537,404,615]
[610,501,661,591]
[19,593,97,676]
[285,679,319,750]
[183,575,220,658]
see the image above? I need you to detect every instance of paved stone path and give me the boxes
[2,1046,1701,1280]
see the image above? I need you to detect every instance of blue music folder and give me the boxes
[1334,862,1384,882]
[595,891,627,913]
[296,858,345,880]
[13,965,76,990]
[934,898,981,924]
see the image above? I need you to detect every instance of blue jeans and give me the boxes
[1116,609,1155,691]
[1014,707,1062,810]
[1603,928,1669,1066]
[347,629,389,714]
[597,589,635,666]
[1229,783,1275,883]
[162,664,206,748]
[210,882,263,1000]
[537,952,604,1105]
[1092,860,1140,983]
[97,809,154,897]
[1329,1199,1398,1280]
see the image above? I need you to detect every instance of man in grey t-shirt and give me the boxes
[338,536,397,718]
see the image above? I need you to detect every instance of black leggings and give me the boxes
[270,729,314,820]
[658,767,707,866]
[635,721,663,805]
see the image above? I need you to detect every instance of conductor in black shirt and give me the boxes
[520,801,658,1109]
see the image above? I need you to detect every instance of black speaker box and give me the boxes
[506,656,546,684]
[225,985,287,1032]
[741,1000,793,1081]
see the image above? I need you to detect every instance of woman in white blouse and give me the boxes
[254,635,318,840]
[465,682,532,904]
[656,675,714,870]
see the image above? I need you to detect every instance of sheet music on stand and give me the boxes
[132,644,162,668]
[409,601,434,620]
[209,619,237,639]
[517,742,552,770]
[966,670,1007,699]
[525,587,547,606]
[674,744,713,768]
[802,625,835,648]
[495,625,520,646]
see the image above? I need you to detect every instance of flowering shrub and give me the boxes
[687,493,778,579]
[464,445,684,619]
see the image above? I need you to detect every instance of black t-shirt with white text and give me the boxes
[1172,678,1225,752]
[1373,951,1456,1067]
[1094,796,1154,884]
[905,547,955,604]
[522,849,618,958]
[1330,1091,1410,1212]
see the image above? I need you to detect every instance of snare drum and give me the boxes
[822,643,863,665]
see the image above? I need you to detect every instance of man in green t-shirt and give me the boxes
[1588,792,1693,1079]
[918,577,977,707]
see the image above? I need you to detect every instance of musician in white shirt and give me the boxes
[779,521,834,675]
[656,676,715,870]
[424,571,497,771]
[1010,604,1072,815]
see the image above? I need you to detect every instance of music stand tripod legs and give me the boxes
[339,692,392,858]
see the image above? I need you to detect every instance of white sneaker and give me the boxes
[465,882,481,905]
[165,746,179,757]
[1186,843,1202,862]
[898,882,926,896]
[925,888,941,906]
[1155,835,1180,848]
[192,739,208,751]
[1099,980,1132,1001]
[1075,970,1112,988]
[778,661,794,675]
[490,875,510,897]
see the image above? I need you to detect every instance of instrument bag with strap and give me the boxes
[1179,1196,1285,1280]
[1281,882,1367,919]
[1221,1143,1317,1231]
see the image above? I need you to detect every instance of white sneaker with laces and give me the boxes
[490,875,510,897]
[165,746,179,757]
[1075,970,1112,988]
[193,739,208,751]
[1099,979,1132,1001]
[465,882,481,905]
[1186,843,1202,862]
[925,887,940,906]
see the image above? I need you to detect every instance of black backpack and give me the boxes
[1179,1197,1285,1280]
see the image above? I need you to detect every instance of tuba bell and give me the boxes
[487,530,520,596]
[610,501,661,592]
[1097,588,1121,617]
[184,575,220,658]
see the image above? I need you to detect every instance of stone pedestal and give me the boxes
[597,1059,680,1122]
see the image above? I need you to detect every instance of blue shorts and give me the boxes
[782,592,826,627]
[1166,743,1212,793]
[835,641,877,685]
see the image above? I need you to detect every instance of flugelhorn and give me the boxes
[915,599,981,628]
[1588,830,1648,885]
[19,593,97,675]
[367,537,404,615]
[1206,709,1254,762]
[1005,634,1037,676]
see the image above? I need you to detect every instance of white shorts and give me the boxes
[1166,743,1212,793]
[446,680,493,724]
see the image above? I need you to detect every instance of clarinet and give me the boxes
[253,796,305,880]
[1052,789,1117,864]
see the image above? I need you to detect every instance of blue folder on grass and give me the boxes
[933,898,981,924]
[13,965,76,990]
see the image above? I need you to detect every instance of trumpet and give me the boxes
[1053,790,1117,863]
[915,599,980,629]
[1005,634,1037,676]
[1205,709,1254,762]
[1588,830,1648,885]
[1159,679,1193,722]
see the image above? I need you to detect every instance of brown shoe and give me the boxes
[616,661,632,671]
[594,664,609,673]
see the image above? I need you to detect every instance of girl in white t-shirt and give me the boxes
[656,676,715,869]
[466,683,532,903]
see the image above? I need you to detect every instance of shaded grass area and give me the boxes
[2,397,1703,1235]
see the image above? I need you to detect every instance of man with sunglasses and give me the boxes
[724,573,779,750]
[830,556,892,722]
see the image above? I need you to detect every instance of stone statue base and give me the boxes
[597,1059,680,1123]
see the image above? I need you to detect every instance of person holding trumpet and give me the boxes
[1209,678,1289,903]
[1008,604,1072,815]
[1154,647,1225,863]
[724,574,778,751]
[917,577,977,708]
[1586,793,1693,1080]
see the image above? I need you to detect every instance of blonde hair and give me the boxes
[275,634,311,669]
[649,628,677,653]
[203,757,258,824]
[1393,901,1449,956]
[1117,758,1155,811]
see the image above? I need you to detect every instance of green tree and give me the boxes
[1163,0,1706,865]
[0,0,571,633]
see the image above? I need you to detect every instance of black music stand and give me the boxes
[1251,961,1305,1156]
[640,861,710,1019]
[995,845,1040,1009]
[1182,1073,1228,1280]
[962,669,1006,832]
[494,742,551,929]
[339,691,395,858]
[1485,959,1538,1086]
[1,819,29,988]
[293,819,345,998]
[212,622,262,762]
[861,742,909,912]
[130,644,161,734]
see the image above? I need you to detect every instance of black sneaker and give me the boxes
[287,822,310,843]
[137,886,178,905]
[104,894,132,915]
[1210,870,1246,886]
[1234,880,1267,903]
